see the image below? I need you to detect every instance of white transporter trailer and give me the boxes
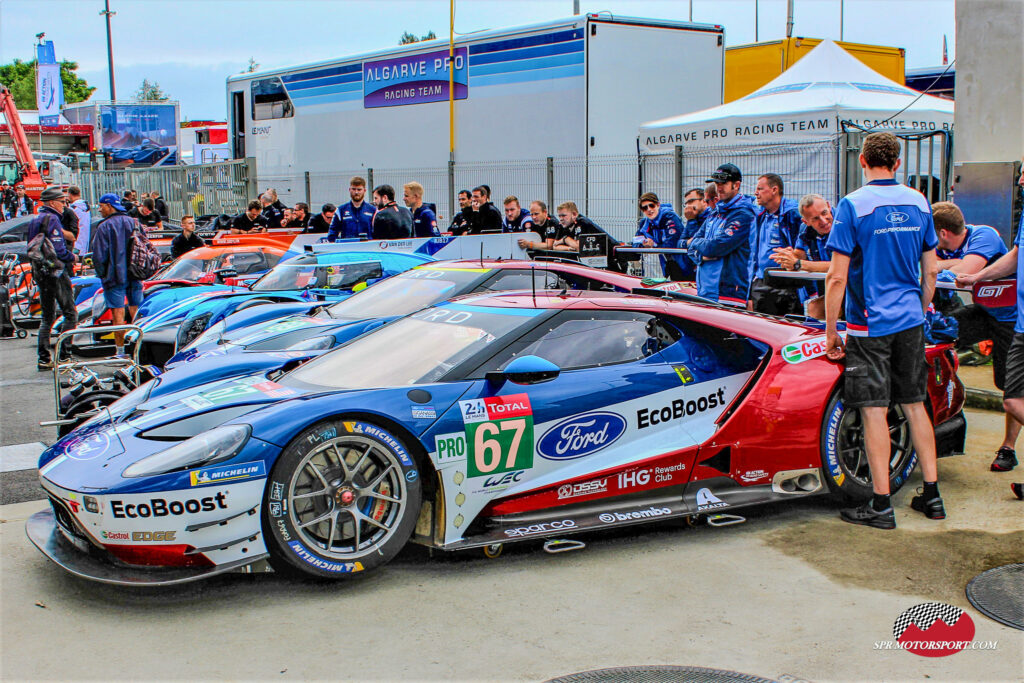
[226,14,725,238]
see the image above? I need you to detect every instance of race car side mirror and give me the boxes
[488,355,561,386]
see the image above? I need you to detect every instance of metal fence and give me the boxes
[75,159,255,222]
[70,133,950,241]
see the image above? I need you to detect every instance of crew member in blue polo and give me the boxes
[501,196,534,233]
[688,163,756,305]
[931,201,1019,472]
[403,181,440,237]
[824,132,942,529]
[328,176,376,241]
[748,173,803,314]
[958,160,1024,496]
[635,192,687,280]
[770,193,835,319]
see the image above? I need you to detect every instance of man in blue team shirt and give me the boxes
[403,182,440,237]
[932,201,1019,472]
[328,176,376,241]
[958,161,1024,493]
[502,196,534,233]
[748,173,803,314]
[824,132,941,529]
[770,194,835,319]
[688,163,756,305]
[635,192,688,280]
[682,187,711,244]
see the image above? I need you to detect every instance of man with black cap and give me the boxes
[26,186,77,369]
[687,163,756,306]
[0,179,14,219]
[94,193,143,357]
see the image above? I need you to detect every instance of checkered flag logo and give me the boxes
[893,602,964,639]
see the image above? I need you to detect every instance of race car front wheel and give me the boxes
[263,419,422,579]
[820,393,916,501]
[58,390,125,437]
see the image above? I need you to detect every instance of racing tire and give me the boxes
[263,419,422,580]
[820,392,916,501]
[58,390,125,437]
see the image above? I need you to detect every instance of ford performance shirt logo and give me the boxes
[537,412,627,460]
[886,211,909,225]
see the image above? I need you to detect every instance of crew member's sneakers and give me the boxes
[37,358,53,371]
[991,447,1018,472]
[1012,483,1023,500]
[910,490,947,519]
[840,502,896,529]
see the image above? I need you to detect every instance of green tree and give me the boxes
[399,30,437,45]
[0,58,94,110]
[134,78,169,101]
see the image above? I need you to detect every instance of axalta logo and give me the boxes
[695,488,728,511]
[637,388,726,429]
[504,520,576,538]
[886,211,909,224]
[110,492,228,519]
[558,478,608,500]
[782,337,829,363]
[537,412,626,460]
[599,506,672,523]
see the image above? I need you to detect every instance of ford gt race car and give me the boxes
[28,290,966,585]
[168,259,691,368]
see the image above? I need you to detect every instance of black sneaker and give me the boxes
[1012,483,1023,500]
[37,359,53,371]
[910,490,946,519]
[840,502,896,529]
[991,447,1018,472]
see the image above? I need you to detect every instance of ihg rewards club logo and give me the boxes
[874,603,997,657]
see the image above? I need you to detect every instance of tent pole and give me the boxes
[786,0,795,38]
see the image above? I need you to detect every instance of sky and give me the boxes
[0,0,956,121]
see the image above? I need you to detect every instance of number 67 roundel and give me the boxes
[459,394,534,478]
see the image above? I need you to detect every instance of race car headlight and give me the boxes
[122,424,251,478]
[176,312,213,351]
[286,335,335,351]
[185,319,225,351]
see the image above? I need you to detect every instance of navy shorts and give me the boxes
[103,280,144,309]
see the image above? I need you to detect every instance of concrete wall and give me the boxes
[954,0,1024,162]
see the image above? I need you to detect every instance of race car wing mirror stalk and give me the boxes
[487,355,560,386]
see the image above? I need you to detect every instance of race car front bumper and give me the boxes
[26,509,269,586]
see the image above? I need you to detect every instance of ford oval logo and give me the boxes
[886,211,909,224]
[537,412,627,460]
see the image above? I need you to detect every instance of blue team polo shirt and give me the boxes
[1016,225,1024,333]
[939,224,1013,324]
[826,179,938,337]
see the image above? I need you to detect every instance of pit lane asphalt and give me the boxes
[1,336,1022,682]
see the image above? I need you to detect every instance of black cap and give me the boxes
[707,163,742,183]
[40,186,65,201]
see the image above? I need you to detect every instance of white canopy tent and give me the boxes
[639,40,954,152]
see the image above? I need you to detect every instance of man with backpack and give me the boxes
[27,186,78,369]
[94,193,158,357]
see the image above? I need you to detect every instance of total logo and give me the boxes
[537,412,626,460]
[504,519,576,538]
[695,487,728,511]
[782,337,829,364]
[599,506,672,523]
[558,478,608,500]
[459,393,531,424]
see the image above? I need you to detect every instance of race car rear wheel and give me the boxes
[263,419,421,579]
[820,393,916,501]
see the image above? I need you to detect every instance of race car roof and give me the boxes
[453,290,822,347]
[421,259,686,292]
[174,245,289,259]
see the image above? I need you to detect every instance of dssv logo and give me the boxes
[537,412,627,460]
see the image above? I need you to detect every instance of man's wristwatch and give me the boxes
[794,259,802,271]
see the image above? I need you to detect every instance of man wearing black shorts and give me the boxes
[825,132,942,528]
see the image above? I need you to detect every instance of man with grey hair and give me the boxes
[261,188,287,229]
[770,193,835,319]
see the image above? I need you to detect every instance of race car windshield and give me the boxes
[324,268,485,320]
[252,261,383,292]
[160,257,213,281]
[286,305,540,389]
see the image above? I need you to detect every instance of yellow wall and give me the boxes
[724,37,906,102]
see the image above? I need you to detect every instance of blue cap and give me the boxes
[98,193,126,211]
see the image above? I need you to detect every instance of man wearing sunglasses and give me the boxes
[636,192,689,280]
